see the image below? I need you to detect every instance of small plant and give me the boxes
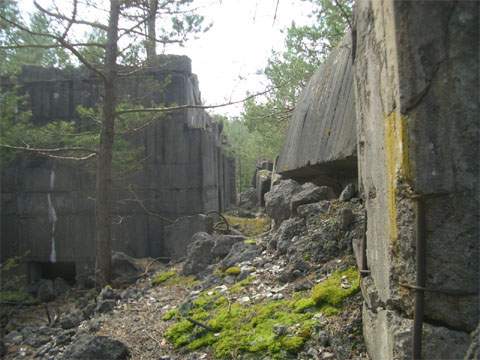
[223,215,271,237]
[151,270,176,286]
[162,309,179,321]
[224,266,241,276]
[165,287,316,358]
[311,267,360,309]
[0,290,37,305]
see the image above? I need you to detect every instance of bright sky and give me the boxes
[19,0,316,117]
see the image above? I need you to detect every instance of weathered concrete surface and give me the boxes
[362,305,470,360]
[277,35,356,188]
[0,55,236,283]
[354,0,479,358]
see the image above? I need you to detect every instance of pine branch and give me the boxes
[115,87,275,116]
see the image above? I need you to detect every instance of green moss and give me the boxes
[293,297,316,313]
[151,270,176,286]
[165,319,195,347]
[311,267,360,307]
[165,275,200,288]
[223,215,271,237]
[152,270,199,289]
[187,333,217,350]
[280,336,306,352]
[321,305,340,316]
[0,290,37,304]
[244,238,257,245]
[224,266,241,276]
[229,276,255,294]
[165,287,318,359]
[162,309,179,321]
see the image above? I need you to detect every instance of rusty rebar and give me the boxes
[413,197,426,360]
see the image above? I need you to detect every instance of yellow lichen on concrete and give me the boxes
[384,112,411,242]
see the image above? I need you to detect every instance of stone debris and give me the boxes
[1,179,369,360]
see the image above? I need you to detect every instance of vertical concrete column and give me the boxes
[354,0,478,359]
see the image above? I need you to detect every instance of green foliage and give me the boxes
[220,117,269,192]
[0,89,152,176]
[151,270,177,286]
[0,252,29,290]
[234,0,353,182]
[0,1,72,74]
[0,290,37,304]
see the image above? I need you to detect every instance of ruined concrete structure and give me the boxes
[355,1,478,358]
[277,35,356,192]
[278,1,478,358]
[0,55,236,283]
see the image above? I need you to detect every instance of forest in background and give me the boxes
[222,0,352,192]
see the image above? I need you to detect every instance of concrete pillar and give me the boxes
[354,0,479,358]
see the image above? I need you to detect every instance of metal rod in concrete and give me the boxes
[413,197,426,360]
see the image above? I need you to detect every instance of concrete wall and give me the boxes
[0,55,236,283]
[277,35,357,190]
[354,1,478,358]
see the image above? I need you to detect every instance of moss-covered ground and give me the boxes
[152,269,199,288]
[162,267,359,359]
[223,215,271,237]
[0,290,37,304]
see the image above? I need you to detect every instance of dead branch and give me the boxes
[115,87,275,116]
[33,0,109,31]
[186,317,214,332]
[333,0,353,31]
[0,43,105,49]
[0,14,105,79]
[124,184,174,224]
[0,144,97,154]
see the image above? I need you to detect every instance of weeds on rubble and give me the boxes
[151,270,176,286]
[224,266,241,276]
[151,270,199,288]
[223,215,270,237]
[311,267,360,310]
[163,268,360,358]
[0,290,37,304]
[229,275,255,294]
[165,290,315,358]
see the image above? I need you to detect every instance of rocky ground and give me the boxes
[1,180,369,360]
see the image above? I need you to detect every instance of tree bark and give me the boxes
[95,0,120,287]
[145,0,158,63]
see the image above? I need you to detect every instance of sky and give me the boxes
[18,0,317,117]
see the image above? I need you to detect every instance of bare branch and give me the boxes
[0,144,97,154]
[33,0,109,31]
[0,43,105,49]
[273,0,280,25]
[37,152,97,161]
[60,0,78,40]
[119,185,174,224]
[116,87,275,116]
[0,14,105,79]
[0,144,97,161]
[333,0,352,31]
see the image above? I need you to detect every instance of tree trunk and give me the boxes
[145,0,158,63]
[95,0,120,287]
